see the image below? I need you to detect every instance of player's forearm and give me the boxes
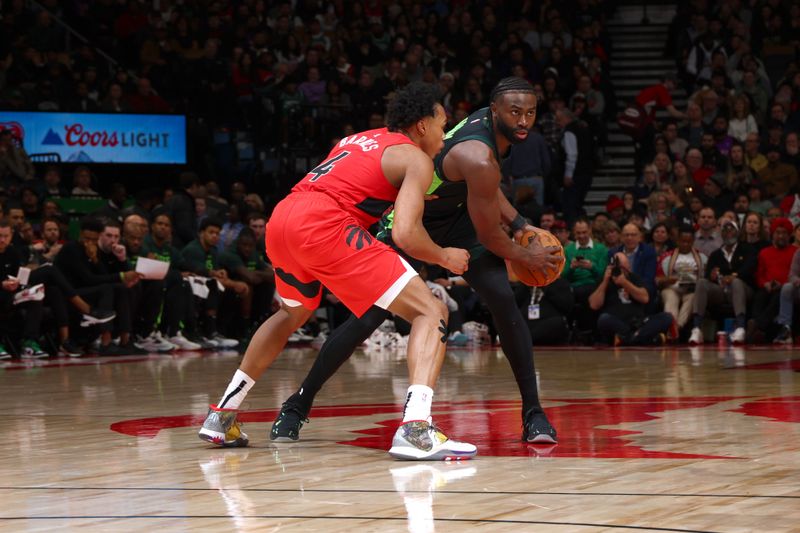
[392,225,446,266]
[476,226,529,262]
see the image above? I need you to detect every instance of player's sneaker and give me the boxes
[270,401,308,442]
[522,409,557,444]
[211,333,239,348]
[80,308,116,327]
[730,327,746,345]
[388,420,477,461]
[21,339,48,359]
[688,327,703,345]
[57,339,83,358]
[168,331,202,351]
[773,325,793,345]
[198,405,249,447]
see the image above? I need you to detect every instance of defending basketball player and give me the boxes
[272,77,564,444]
[199,82,477,460]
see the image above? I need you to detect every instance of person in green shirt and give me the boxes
[181,217,247,348]
[562,218,608,333]
[141,212,202,351]
[218,228,275,338]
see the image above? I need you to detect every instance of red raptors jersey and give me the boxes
[291,128,417,227]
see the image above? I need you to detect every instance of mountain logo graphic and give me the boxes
[41,128,64,145]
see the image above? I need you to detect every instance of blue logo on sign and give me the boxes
[41,128,64,145]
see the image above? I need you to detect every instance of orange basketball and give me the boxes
[510,229,565,287]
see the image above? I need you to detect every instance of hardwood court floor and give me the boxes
[1,343,798,532]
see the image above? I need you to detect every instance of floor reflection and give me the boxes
[390,463,476,533]
[199,451,256,531]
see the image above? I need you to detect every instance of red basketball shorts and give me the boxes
[265,191,417,317]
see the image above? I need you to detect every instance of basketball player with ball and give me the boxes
[199,82,478,461]
[272,77,565,445]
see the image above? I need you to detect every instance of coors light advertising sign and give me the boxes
[0,112,186,164]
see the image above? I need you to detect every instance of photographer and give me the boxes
[656,227,707,338]
[589,252,673,345]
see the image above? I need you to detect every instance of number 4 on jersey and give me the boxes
[308,151,350,182]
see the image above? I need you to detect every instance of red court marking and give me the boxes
[728,396,800,424]
[105,396,800,459]
[734,359,800,372]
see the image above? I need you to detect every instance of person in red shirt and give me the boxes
[632,75,687,173]
[750,217,797,341]
[198,83,477,460]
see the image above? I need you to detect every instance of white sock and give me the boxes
[217,369,255,410]
[402,384,434,422]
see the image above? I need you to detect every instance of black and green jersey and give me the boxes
[382,107,499,252]
[181,239,218,275]
[218,248,269,279]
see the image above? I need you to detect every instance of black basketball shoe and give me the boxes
[270,402,309,442]
[522,409,557,444]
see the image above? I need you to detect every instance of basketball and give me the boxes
[510,229,565,287]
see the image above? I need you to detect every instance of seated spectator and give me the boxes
[217,202,245,253]
[749,218,797,342]
[773,245,800,344]
[650,222,674,257]
[0,220,47,358]
[685,148,713,187]
[218,228,275,339]
[663,120,688,160]
[728,94,758,142]
[141,212,201,351]
[744,132,768,173]
[589,252,672,345]
[694,207,722,256]
[605,195,625,225]
[700,131,725,171]
[93,183,128,224]
[29,217,63,265]
[725,142,757,194]
[602,219,621,249]
[96,220,144,354]
[0,129,35,186]
[631,165,660,201]
[657,227,707,337]
[608,223,657,298]
[71,166,99,197]
[689,219,757,345]
[740,211,770,252]
[37,165,69,198]
[759,145,798,201]
[562,218,608,331]
[701,174,734,217]
[181,217,243,348]
[503,128,551,207]
[54,217,138,355]
[552,219,571,247]
[591,212,609,243]
[520,278,574,345]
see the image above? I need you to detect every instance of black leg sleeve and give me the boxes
[29,265,78,300]
[463,252,542,416]
[288,305,390,414]
[21,300,44,340]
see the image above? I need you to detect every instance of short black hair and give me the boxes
[678,224,695,236]
[199,216,222,232]
[490,76,536,102]
[237,227,256,242]
[386,82,441,131]
[80,216,104,233]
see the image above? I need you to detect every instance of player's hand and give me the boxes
[122,271,141,287]
[2,279,19,292]
[112,243,126,262]
[523,245,562,274]
[440,247,470,275]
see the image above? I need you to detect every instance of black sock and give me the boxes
[290,306,389,414]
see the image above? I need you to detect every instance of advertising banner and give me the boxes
[0,111,186,164]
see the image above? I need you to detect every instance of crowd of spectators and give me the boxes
[1,1,800,357]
